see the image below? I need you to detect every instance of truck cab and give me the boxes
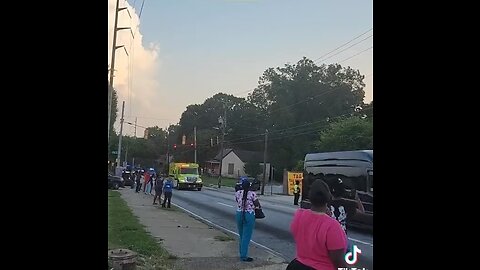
[169,163,203,191]
[301,150,373,230]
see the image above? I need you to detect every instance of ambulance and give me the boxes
[168,162,203,191]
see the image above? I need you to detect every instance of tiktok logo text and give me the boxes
[345,245,362,265]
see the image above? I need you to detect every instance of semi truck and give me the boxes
[169,162,203,191]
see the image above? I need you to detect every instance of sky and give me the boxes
[108,0,373,136]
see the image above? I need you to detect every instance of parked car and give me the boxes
[122,166,134,186]
[235,177,261,192]
[108,173,124,190]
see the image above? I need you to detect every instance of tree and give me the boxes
[247,57,366,172]
[108,88,118,156]
[293,160,304,172]
[177,92,266,164]
[315,116,373,152]
[174,57,369,175]
[244,162,263,178]
[354,100,373,120]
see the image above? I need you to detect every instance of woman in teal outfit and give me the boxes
[234,180,261,262]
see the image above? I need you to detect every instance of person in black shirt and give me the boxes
[326,178,365,253]
[135,171,142,193]
[153,175,164,205]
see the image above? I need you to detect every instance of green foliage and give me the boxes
[293,160,304,171]
[109,88,118,137]
[244,162,263,178]
[118,57,370,174]
[108,191,172,268]
[315,116,373,152]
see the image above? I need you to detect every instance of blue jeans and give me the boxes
[235,211,255,259]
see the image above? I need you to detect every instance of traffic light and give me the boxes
[190,143,194,147]
[173,144,177,149]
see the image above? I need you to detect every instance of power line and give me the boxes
[138,0,146,18]
[216,91,329,128]
[268,88,336,115]
[315,34,373,64]
[227,118,328,143]
[226,30,372,99]
[222,86,353,129]
[225,107,373,144]
[124,115,175,121]
[313,28,373,63]
[226,133,265,143]
[126,0,146,118]
[228,29,372,98]
[269,118,330,134]
[157,107,373,150]
[338,46,373,64]
[227,129,322,146]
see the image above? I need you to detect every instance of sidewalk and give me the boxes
[118,188,288,270]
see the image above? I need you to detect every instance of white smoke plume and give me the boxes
[108,0,169,136]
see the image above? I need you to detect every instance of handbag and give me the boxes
[255,208,265,219]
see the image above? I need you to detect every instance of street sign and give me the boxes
[112,151,118,154]
[287,172,303,195]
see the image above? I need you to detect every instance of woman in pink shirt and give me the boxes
[288,179,347,270]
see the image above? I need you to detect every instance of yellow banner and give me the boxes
[287,172,303,196]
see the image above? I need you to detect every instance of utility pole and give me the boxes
[124,143,128,166]
[270,166,274,195]
[194,126,197,163]
[261,129,268,195]
[134,117,137,138]
[116,101,125,167]
[108,0,120,141]
[108,0,132,141]
[165,128,169,174]
[218,105,227,188]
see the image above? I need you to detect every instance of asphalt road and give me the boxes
[171,188,373,269]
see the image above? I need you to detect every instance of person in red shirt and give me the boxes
[288,179,347,270]
[143,171,150,193]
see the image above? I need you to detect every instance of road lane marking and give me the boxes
[348,237,373,247]
[217,202,234,208]
[184,189,373,248]
[172,202,287,262]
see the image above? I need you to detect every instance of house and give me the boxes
[205,148,271,179]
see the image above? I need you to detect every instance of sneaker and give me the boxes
[241,257,253,262]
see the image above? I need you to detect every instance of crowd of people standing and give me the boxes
[130,169,174,208]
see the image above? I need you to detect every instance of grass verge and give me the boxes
[201,176,237,188]
[108,190,174,270]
